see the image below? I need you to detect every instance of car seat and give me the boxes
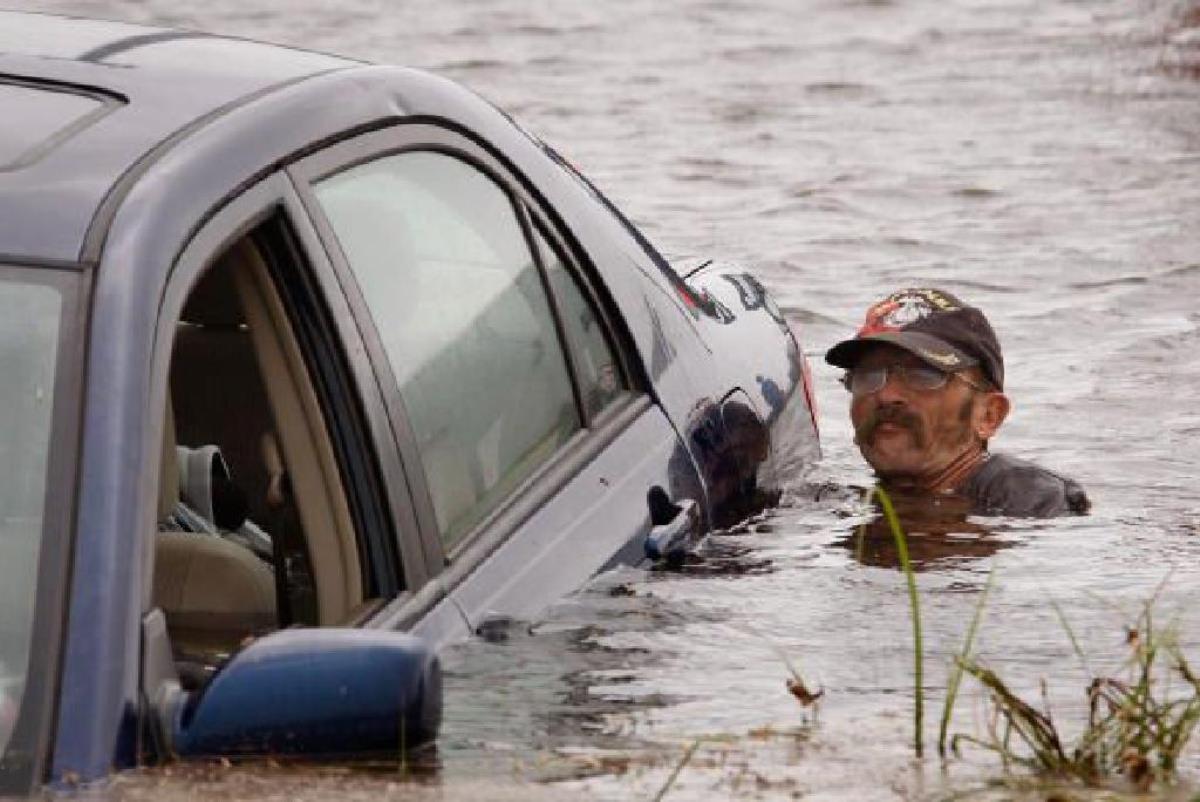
[153,400,276,659]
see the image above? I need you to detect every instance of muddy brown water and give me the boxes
[14,0,1200,798]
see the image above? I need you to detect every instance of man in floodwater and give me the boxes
[826,287,1089,517]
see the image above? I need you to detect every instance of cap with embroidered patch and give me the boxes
[825,288,1004,390]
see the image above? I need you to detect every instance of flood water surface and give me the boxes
[20,0,1200,797]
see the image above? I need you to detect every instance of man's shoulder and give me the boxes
[963,452,1090,517]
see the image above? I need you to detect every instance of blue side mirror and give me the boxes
[167,628,440,759]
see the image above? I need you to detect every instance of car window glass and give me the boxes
[530,227,626,420]
[315,152,580,550]
[0,279,63,757]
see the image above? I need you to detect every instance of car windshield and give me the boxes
[0,272,68,759]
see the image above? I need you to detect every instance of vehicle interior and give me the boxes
[153,229,370,684]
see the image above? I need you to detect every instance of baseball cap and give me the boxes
[825,288,1004,390]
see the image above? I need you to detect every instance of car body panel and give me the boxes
[0,10,820,792]
[686,263,822,483]
[281,122,718,624]
[437,399,683,639]
[0,14,186,61]
[0,22,355,265]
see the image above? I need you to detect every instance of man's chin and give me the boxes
[860,428,916,457]
[860,446,924,479]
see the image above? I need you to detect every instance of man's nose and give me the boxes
[873,367,908,402]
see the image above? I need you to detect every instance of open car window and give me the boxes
[154,219,396,686]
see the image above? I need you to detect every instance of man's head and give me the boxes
[826,288,1011,484]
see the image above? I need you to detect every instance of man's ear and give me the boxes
[975,392,1010,440]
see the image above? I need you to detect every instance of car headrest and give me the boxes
[174,445,247,531]
[177,445,226,525]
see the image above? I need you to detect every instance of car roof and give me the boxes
[0,11,360,266]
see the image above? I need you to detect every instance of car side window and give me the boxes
[156,218,400,687]
[314,152,580,551]
[529,226,626,420]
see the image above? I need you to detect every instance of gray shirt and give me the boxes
[960,452,1090,517]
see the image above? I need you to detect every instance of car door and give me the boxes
[290,125,701,642]
[139,171,471,698]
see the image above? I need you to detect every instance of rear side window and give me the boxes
[530,227,624,419]
[315,152,580,550]
[0,277,64,758]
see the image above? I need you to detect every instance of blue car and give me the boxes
[0,11,820,793]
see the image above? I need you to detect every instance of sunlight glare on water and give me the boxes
[18,0,1200,797]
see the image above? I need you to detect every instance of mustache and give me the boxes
[854,406,926,447]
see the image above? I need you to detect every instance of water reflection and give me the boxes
[834,490,1015,570]
[662,533,776,578]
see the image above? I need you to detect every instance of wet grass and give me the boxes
[651,739,702,802]
[947,594,1200,791]
[858,490,1200,791]
[759,628,824,712]
[939,566,996,758]
[858,485,925,756]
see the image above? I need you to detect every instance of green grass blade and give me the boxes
[874,485,924,757]
[939,565,996,757]
[652,739,702,802]
[1048,597,1091,677]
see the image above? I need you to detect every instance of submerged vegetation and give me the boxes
[939,565,996,758]
[857,485,925,756]
[859,487,1200,791]
[651,739,702,802]
[948,597,1200,791]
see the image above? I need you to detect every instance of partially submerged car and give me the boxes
[0,11,820,794]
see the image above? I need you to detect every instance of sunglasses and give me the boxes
[841,362,989,396]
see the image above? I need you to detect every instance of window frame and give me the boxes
[288,122,648,584]
[0,263,86,796]
[247,216,401,602]
[519,206,636,426]
[149,174,425,619]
